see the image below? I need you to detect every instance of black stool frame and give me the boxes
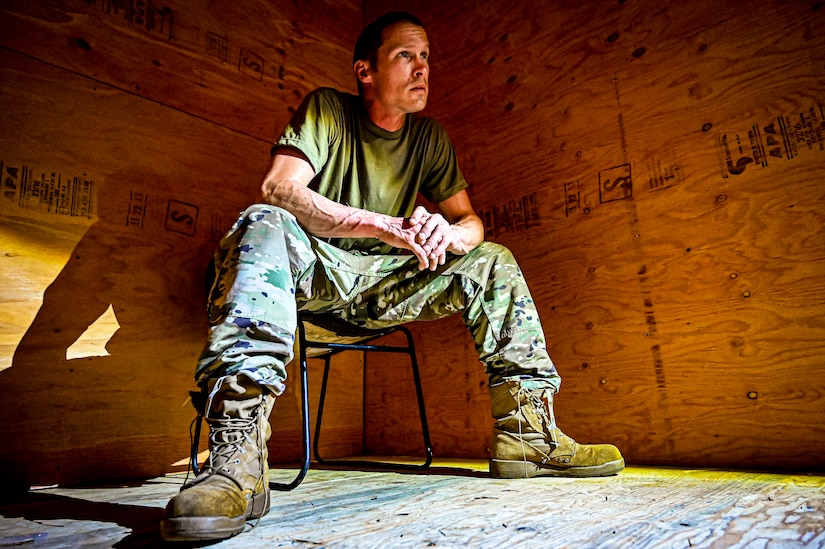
[270,316,433,491]
[191,316,433,492]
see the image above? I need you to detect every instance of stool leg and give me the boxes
[187,387,210,476]
[269,319,311,491]
[313,355,333,465]
[399,325,433,468]
[313,326,432,470]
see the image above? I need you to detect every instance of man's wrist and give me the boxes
[447,222,483,255]
[358,211,398,240]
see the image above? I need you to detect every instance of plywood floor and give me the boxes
[0,460,823,548]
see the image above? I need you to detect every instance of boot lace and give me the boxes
[182,380,270,531]
[205,405,268,530]
[188,377,267,484]
[205,417,257,474]
[515,384,559,476]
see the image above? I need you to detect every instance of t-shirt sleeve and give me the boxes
[419,120,468,204]
[271,88,340,174]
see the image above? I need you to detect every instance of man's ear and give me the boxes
[354,59,372,86]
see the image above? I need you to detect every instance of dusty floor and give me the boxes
[0,461,823,548]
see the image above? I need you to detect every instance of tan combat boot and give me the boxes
[161,374,275,541]
[489,381,624,478]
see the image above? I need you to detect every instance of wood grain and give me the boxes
[0,0,363,487]
[1,0,824,484]
[363,0,825,470]
[1,464,822,548]
[0,0,360,141]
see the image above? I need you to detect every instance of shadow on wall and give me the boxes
[0,179,217,491]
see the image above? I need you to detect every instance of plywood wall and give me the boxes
[363,0,825,471]
[2,0,823,488]
[0,0,362,488]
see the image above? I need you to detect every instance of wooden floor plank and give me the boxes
[0,462,823,548]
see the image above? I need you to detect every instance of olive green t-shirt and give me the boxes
[273,87,468,254]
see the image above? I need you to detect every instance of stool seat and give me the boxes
[299,314,395,357]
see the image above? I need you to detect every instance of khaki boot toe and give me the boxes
[161,474,269,541]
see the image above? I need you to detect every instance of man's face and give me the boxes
[365,22,430,116]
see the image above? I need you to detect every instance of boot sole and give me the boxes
[160,489,270,541]
[490,457,625,479]
[160,515,246,541]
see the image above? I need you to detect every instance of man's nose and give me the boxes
[413,56,429,77]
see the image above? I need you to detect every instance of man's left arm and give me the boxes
[408,189,485,270]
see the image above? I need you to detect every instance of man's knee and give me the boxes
[450,241,522,285]
[217,204,314,276]
[228,204,310,248]
[473,241,517,265]
[243,204,300,229]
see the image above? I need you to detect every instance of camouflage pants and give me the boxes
[197,204,560,395]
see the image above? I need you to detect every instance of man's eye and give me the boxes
[421,52,428,60]
[399,51,409,58]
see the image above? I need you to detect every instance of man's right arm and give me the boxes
[259,148,433,268]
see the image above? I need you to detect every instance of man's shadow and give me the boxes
[0,488,167,548]
[0,178,217,492]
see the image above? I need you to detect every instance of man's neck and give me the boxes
[362,97,405,132]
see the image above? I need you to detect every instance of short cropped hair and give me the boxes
[353,11,425,67]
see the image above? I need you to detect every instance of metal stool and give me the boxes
[270,313,433,491]
[190,312,433,491]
